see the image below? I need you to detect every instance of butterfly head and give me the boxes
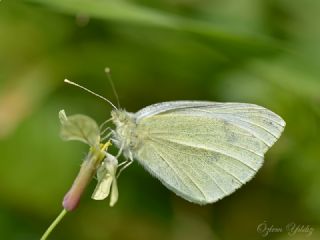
[111,109,135,127]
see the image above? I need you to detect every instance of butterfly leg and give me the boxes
[116,156,133,178]
[101,131,112,142]
[117,159,133,178]
[99,118,112,131]
[116,142,124,158]
[100,127,111,136]
[116,145,132,167]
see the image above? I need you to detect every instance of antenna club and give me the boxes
[104,67,121,108]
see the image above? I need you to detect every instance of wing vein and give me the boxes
[191,109,279,139]
[149,136,258,172]
[198,110,285,128]
[190,164,228,195]
[149,138,245,194]
[150,132,263,157]
[149,130,252,138]
[210,161,245,184]
[148,143,209,201]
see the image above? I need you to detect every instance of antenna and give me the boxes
[105,67,121,108]
[64,79,118,110]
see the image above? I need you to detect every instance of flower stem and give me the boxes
[62,142,111,211]
[40,141,111,239]
[40,209,67,240]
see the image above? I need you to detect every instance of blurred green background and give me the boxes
[1,0,319,239]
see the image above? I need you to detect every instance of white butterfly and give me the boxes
[65,80,286,205]
[110,101,285,204]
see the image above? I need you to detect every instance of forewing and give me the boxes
[135,101,215,121]
[133,102,285,204]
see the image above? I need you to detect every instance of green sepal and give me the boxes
[59,110,100,147]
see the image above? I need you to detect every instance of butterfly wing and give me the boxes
[133,101,285,204]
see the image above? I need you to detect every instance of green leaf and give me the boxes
[59,110,100,146]
[27,0,281,55]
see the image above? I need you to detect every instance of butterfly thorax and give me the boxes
[111,109,139,158]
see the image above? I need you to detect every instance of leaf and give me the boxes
[27,0,281,55]
[59,110,100,146]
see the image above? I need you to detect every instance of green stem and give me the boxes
[40,209,67,240]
